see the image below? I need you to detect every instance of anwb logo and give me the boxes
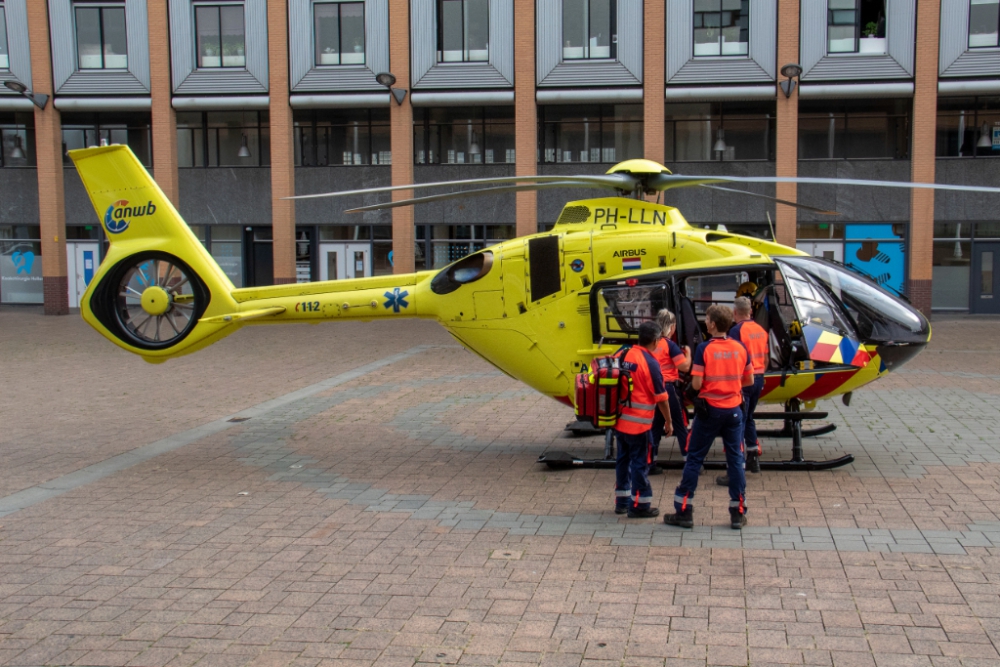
[105,199,156,234]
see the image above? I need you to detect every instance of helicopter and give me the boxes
[69,146,1000,471]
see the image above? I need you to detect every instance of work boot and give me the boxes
[663,509,694,528]
[730,509,747,530]
[747,450,761,474]
[715,474,729,486]
[614,505,627,515]
[648,463,663,476]
[627,507,660,519]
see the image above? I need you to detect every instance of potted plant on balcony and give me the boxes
[201,43,220,67]
[859,21,886,54]
[320,46,339,65]
[222,41,245,67]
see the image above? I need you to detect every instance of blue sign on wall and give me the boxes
[844,224,905,295]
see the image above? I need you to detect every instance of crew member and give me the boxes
[716,295,769,487]
[664,304,753,530]
[648,309,691,476]
[614,321,671,519]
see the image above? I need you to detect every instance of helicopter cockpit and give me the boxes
[590,255,930,375]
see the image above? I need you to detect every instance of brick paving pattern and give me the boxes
[1,309,1000,666]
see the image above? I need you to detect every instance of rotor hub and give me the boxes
[140,285,171,316]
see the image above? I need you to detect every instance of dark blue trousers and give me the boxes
[742,374,765,456]
[650,384,688,461]
[674,405,746,515]
[615,430,653,511]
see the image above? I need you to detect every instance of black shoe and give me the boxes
[747,451,761,474]
[730,510,747,530]
[648,464,663,476]
[614,506,627,515]
[627,507,660,519]
[715,474,729,487]
[663,510,694,528]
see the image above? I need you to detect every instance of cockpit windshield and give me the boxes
[777,256,930,344]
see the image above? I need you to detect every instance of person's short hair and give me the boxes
[655,308,676,333]
[705,304,733,333]
[733,296,752,316]
[638,321,661,347]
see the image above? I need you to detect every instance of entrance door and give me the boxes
[797,241,843,263]
[318,243,370,280]
[972,243,1000,314]
[66,242,100,307]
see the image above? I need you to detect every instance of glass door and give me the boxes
[318,242,371,280]
[972,243,1000,314]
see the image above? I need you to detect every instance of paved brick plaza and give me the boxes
[1,309,1000,667]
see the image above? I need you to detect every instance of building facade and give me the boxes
[0,0,997,315]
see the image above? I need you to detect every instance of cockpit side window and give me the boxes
[780,262,856,338]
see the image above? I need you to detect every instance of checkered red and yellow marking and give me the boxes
[759,345,885,404]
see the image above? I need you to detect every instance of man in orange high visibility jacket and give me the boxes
[614,321,672,519]
[664,304,753,530]
[717,296,769,484]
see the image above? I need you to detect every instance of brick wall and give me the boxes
[268,0,297,284]
[390,0,415,273]
[514,0,537,237]
[909,0,941,315]
[774,0,799,247]
[27,0,68,315]
[148,0,178,206]
[643,0,665,163]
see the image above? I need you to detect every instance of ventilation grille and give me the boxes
[556,205,591,224]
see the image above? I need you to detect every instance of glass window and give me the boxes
[195,4,245,68]
[665,101,774,162]
[295,109,390,166]
[799,100,910,160]
[315,2,365,66]
[0,5,9,70]
[75,4,127,70]
[438,0,488,62]
[540,104,642,164]
[693,0,748,57]
[828,0,885,54]
[176,111,270,167]
[936,97,1000,157]
[0,225,43,304]
[0,112,35,167]
[61,112,151,166]
[209,226,244,287]
[414,107,513,165]
[562,0,615,60]
[970,0,1000,48]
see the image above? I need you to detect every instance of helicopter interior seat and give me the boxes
[677,294,704,350]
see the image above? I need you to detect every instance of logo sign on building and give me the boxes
[993,125,1000,151]
[1,243,43,304]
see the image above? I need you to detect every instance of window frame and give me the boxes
[665,102,775,162]
[436,0,490,63]
[177,111,270,168]
[935,96,1000,158]
[294,108,391,167]
[61,112,152,167]
[798,100,911,160]
[313,0,366,67]
[826,0,886,55]
[692,0,750,58]
[193,1,246,70]
[538,104,643,164]
[73,2,129,71]
[0,3,10,71]
[968,0,1000,48]
[561,0,617,61]
[413,107,514,165]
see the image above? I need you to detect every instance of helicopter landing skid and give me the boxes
[541,401,854,471]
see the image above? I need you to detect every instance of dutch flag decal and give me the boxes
[622,257,642,270]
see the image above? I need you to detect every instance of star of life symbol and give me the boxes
[383,287,409,313]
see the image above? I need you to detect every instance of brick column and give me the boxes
[27,0,68,314]
[268,0,296,284]
[514,0,536,237]
[643,0,665,163]
[148,0,178,205]
[908,0,941,316]
[389,0,414,273]
[774,0,800,247]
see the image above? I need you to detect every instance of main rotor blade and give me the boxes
[286,173,639,200]
[698,184,840,216]
[344,180,620,213]
[651,173,1000,195]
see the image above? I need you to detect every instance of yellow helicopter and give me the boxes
[69,146,1000,471]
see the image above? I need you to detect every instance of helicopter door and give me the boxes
[526,236,563,304]
[778,260,867,367]
[592,282,670,342]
